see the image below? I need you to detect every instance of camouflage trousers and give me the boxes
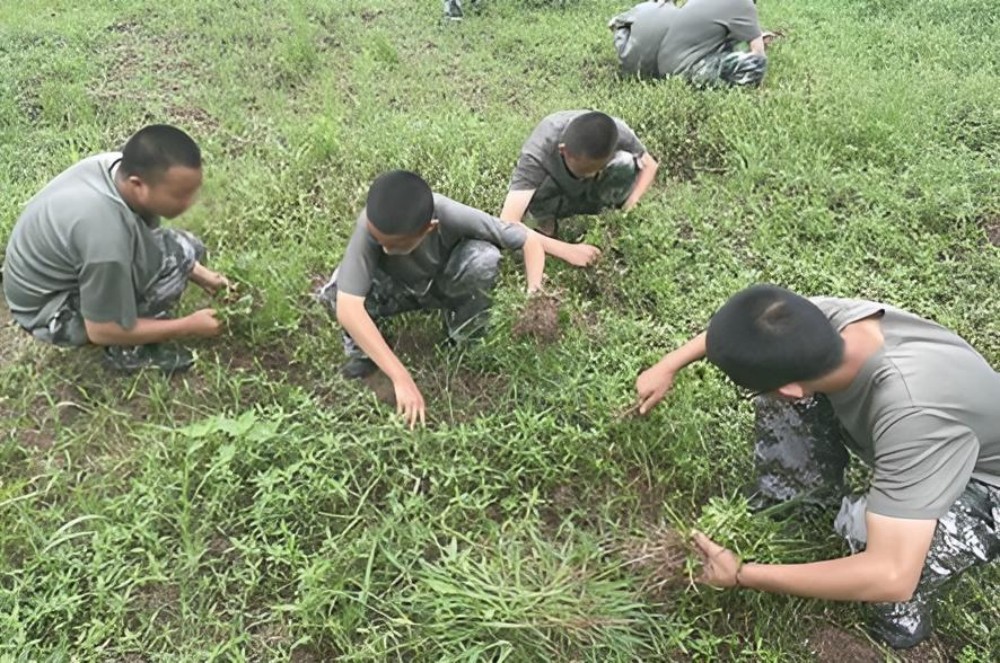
[684,49,768,88]
[526,151,640,225]
[443,0,480,19]
[315,239,501,359]
[753,394,1000,648]
[29,228,205,347]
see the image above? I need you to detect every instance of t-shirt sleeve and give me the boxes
[334,220,381,297]
[810,297,885,333]
[509,151,546,192]
[724,0,764,43]
[867,409,980,520]
[614,119,647,157]
[439,197,528,251]
[72,218,138,329]
[78,260,139,329]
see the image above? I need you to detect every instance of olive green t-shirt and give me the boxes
[812,297,1000,520]
[3,152,163,332]
[610,1,680,78]
[335,194,527,298]
[657,0,763,76]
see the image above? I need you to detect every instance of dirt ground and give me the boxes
[512,292,562,344]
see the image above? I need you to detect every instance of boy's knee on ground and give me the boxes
[162,228,206,269]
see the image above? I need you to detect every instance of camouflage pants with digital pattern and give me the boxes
[685,50,767,88]
[315,239,501,359]
[443,0,481,19]
[753,394,1000,648]
[526,150,639,224]
[30,228,205,347]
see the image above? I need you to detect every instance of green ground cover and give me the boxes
[0,0,997,659]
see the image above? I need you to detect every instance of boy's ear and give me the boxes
[423,219,439,236]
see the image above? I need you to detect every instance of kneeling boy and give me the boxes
[499,110,658,268]
[317,170,545,428]
[3,125,230,374]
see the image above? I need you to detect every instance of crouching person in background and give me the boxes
[610,0,768,88]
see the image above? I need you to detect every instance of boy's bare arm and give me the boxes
[635,331,707,414]
[499,189,535,224]
[623,152,659,211]
[189,262,232,294]
[521,230,546,293]
[85,309,222,346]
[500,189,601,268]
[336,292,425,428]
[696,513,936,602]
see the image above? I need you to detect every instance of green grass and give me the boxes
[1,0,999,659]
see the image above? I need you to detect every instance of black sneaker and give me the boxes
[103,344,195,375]
[868,599,933,649]
[341,356,378,379]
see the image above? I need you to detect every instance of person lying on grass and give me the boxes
[635,284,1000,649]
[317,170,545,428]
[609,0,768,87]
[3,125,231,374]
[499,110,658,268]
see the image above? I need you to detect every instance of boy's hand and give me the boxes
[692,531,741,588]
[184,308,224,337]
[565,243,602,268]
[217,280,241,304]
[635,363,675,414]
[393,374,426,429]
[196,266,233,295]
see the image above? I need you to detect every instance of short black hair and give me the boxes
[562,111,619,160]
[706,284,845,393]
[365,170,434,236]
[120,125,201,182]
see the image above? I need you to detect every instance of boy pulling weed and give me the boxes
[635,284,1000,649]
[316,170,546,428]
[500,110,659,268]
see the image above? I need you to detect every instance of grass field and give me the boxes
[1,0,999,660]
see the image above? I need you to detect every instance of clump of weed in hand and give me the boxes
[513,289,563,344]
[621,526,698,596]
[214,282,264,338]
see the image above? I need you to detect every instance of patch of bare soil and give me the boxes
[981,213,1000,247]
[0,305,36,369]
[94,20,196,106]
[128,582,181,631]
[165,103,219,132]
[807,625,881,663]
[18,428,54,454]
[897,637,951,663]
[361,370,396,407]
[360,356,510,424]
[424,369,508,422]
[513,292,562,344]
[621,526,692,597]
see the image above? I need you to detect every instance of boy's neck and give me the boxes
[814,317,885,394]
